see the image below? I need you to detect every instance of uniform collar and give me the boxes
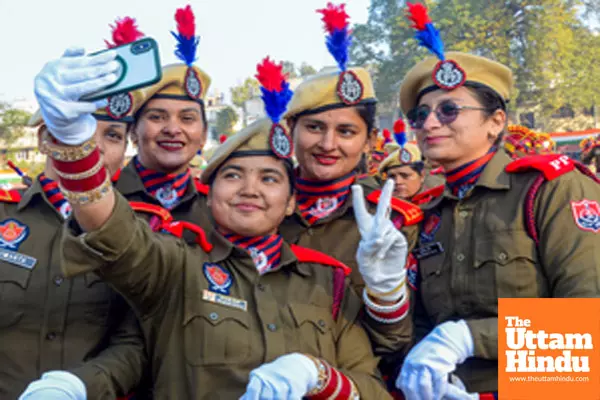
[115,160,199,203]
[17,175,56,214]
[208,229,311,277]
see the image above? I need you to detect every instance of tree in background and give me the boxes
[299,62,317,77]
[351,0,600,129]
[215,106,239,138]
[0,102,31,145]
[231,78,259,128]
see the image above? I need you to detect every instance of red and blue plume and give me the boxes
[317,3,351,71]
[394,119,407,148]
[406,2,445,60]
[171,5,199,66]
[382,129,392,144]
[255,57,293,124]
[105,17,144,48]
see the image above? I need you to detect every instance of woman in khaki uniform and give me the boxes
[3,18,147,400]
[394,4,600,399]
[114,6,213,235]
[378,139,427,202]
[31,51,406,398]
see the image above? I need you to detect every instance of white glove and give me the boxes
[352,179,408,301]
[397,320,475,400]
[240,353,318,400]
[443,375,478,400]
[34,47,120,145]
[19,371,86,400]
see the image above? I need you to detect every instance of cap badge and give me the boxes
[269,123,293,159]
[106,92,133,120]
[185,67,202,99]
[400,149,413,164]
[337,70,364,105]
[432,60,466,91]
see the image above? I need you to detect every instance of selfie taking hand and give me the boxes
[33,47,120,145]
[352,179,409,302]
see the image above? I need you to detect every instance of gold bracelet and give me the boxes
[349,379,360,399]
[59,175,112,205]
[54,158,105,181]
[40,130,97,162]
[366,280,405,299]
[305,354,330,396]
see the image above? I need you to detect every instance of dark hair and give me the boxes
[464,83,507,115]
[207,156,296,195]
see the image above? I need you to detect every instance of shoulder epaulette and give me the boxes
[290,244,351,277]
[194,178,210,195]
[0,189,22,203]
[129,201,173,223]
[366,190,424,225]
[111,168,123,183]
[505,154,574,181]
[412,185,444,205]
[161,220,213,253]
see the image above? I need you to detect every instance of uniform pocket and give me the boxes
[288,303,336,362]
[474,232,540,299]
[0,261,32,328]
[183,301,251,366]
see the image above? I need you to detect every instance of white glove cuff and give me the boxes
[363,289,409,324]
[365,279,406,302]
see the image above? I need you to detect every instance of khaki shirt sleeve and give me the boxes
[69,307,146,400]
[335,283,393,399]
[61,192,186,317]
[536,171,600,297]
[466,318,497,360]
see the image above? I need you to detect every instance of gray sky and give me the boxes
[0,0,369,105]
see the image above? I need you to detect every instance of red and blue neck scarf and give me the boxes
[296,171,356,225]
[39,174,71,218]
[224,232,284,275]
[445,147,496,199]
[134,157,191,210]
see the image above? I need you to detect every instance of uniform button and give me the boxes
[459,211,469,218]
[53,275,64,286]
[456,253,465,262]
[209,312,219,321]
[307,228,313,236]
[257,283,266,292]
[498,252,508,261]
[435,270,441,276]
[267,323,277,332]
[318,320,326,328]
[46,332,56,340]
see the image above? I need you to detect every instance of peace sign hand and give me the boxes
[352,179,408,302]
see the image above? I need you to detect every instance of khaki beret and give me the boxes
[285,67,376,119]
[400,52,513,115]
[378,143,422,174]
[201,118,293,184]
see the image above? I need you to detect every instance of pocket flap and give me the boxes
[474,231,536,268]
[288,303,331,334]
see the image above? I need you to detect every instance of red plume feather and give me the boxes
[105,17,144,48]
[382,129,391,140]
[175,5,195,38]
[317,2,349,34]
[219,134,228,144]
[394,119,406,134]
[255,57,287,92]
[406,2,431,31]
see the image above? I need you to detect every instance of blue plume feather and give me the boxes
[415,23,445,60]
[326,27,351,71]
[394,132,407,148]
[260,81,294,123]
[170,31,199,66]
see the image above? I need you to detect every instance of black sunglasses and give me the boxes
[407,100,491,129]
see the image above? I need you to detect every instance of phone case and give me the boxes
[81,38,162,101]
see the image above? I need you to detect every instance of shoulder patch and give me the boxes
[194,178,210,195]
[0,189,22,203]
[129,201,173,223]
[412,185,444,205]
[505,154,574,181]
[366,190,424,226]
[290,244,351,277]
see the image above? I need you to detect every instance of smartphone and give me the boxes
[81,37,162,101]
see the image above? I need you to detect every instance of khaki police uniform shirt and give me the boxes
[413,150,600,393]
[115,161,213,235]
[0,179,145,399]
[60,193,392,399]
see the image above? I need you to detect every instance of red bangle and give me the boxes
[52,147,100,174]
[310,366,339,399]
[59,168,107,192]
[367,300,410,321]
[337,372,354,398]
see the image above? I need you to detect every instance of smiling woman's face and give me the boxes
[292,107,370,181]
[208,155,296,237]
